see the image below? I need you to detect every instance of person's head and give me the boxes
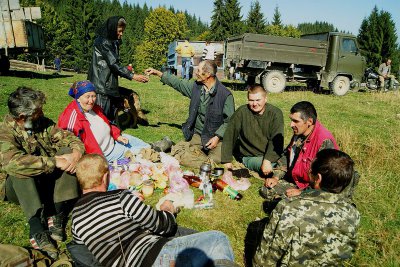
[69,81,97,112]
[289,101,317,136]
[309,149,354,194]
[116,17,126,39]
[195,60,217,84]
[247,84,267,114]
[386,58,392,66]
[76,154,109,191]
[8,87,46,129]
[100,16,126,40]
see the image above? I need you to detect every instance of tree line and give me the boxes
[18,0,399,74]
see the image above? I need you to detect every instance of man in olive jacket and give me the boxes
[0,87,85,260]
[221,84,284,176]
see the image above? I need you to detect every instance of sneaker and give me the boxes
[48,214,66,241]
[30,231,59,260]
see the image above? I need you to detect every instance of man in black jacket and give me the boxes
[88,16,148,121]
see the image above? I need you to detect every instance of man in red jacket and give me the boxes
[260,101,338,201]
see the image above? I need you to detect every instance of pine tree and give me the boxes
[246,0,266,34]
[223,0,244,37]
[210,0,225,40]
[297,21,337,35]
[357,6,398,69]
[272,5,282,26]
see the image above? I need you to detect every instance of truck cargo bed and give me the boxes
[225,33,328,67]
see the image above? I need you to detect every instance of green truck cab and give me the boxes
[225,32,366,95]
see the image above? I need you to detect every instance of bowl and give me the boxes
[212,168,224,176]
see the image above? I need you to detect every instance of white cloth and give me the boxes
[85,109,115,155]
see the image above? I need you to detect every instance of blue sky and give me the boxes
[123,0,400,36]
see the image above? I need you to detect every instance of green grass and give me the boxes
[0,70,399,266]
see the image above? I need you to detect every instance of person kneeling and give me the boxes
[71,154,237,267]
[253,149,360,266]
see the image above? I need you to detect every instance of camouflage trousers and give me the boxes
[170,134,222,169]
[259,180,297,202]
[4,148,79,220]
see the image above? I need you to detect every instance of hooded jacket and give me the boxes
[87,16,133,97]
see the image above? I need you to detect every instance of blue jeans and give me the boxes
[181,57,191,79]
[105,134,150,162]
[152,231,235,267]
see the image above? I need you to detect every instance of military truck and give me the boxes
[225,32,366,95]
[0,0,44,73]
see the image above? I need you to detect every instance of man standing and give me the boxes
[202,41,216,61]
[88,16,148,121]
[253,149,360,266]
[0,87,85,260]
[176,39,195,79]
[260,101,338,200]
[145,60,235,168]
[72,154,236,267]
[378,58,396,91]
[222,84,284,176]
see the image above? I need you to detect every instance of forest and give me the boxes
[17,0,399,74]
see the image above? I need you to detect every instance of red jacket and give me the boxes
[58,100,121,155]
[287,120,338,189]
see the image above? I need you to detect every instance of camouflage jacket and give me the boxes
[0,115,85,197]
[253,190,360,266]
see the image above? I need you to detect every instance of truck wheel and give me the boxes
[262,71,286,93]
[330,76,350,96]
[0,55,11,73]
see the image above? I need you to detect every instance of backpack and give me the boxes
[0,244,72,267]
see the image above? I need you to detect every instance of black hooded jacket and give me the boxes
[87,16,133,97]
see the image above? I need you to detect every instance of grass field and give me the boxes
[0,70,399,266]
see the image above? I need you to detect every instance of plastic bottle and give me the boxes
[212,179,243,201]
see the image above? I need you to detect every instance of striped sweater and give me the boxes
[71,190,177,267]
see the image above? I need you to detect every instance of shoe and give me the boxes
[151,136,174,152]
[48,214,66,241]
[30,231,59,260]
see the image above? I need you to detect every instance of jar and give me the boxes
[142,180,154,198]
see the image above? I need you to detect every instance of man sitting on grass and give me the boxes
[71,153,237,267]
[221,84,284,176]
[260,101,338,200]
[0,87,84,260]
[253,149,360,266]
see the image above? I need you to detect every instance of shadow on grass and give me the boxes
[3,70,74,80]
[156,122,182,129]
[244,217,269,267]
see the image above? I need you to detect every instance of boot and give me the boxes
[151,136,174,153]
[30,231,59,260]
[48,213,66,242]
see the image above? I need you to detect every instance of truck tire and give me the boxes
[330,76,350,96]
[0,55,10,73]
[262,71,286,93]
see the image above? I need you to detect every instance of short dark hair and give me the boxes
[290,101,317,124]
[310,149,354,194]
[8,87,46,119]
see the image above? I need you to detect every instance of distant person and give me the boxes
[145,60,235,168]
[378,58,396,91]
[71,153,236,267]
[88,16,149,121]
[222,84,284,176]
[253,149,360,266]
[176,39,195,79]
[260,101,338,200]
[202,41,216,61]
[0,87,85,260]
[57,81,167,163]
[54,55,61,72]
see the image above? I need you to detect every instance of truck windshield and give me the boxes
[341,38,357,53]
